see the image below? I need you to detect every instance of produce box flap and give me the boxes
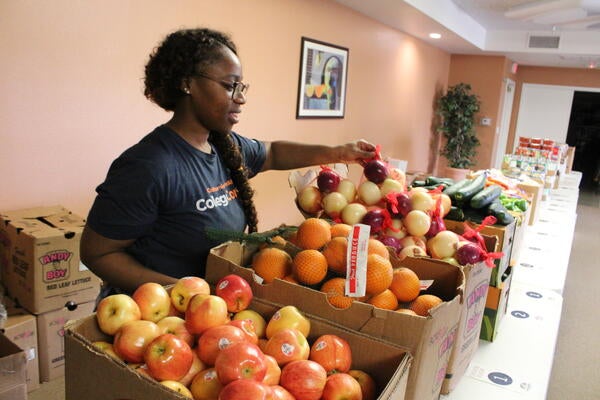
[1,205,84,239]
[0,334,27,392]
[1,205,69,220]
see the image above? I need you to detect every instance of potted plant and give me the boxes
[437,83,481,180]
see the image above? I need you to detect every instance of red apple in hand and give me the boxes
[214,341,267,385]
[144,333,194,381]
[170,276,211,313]
[96,294,141,335]
[348,369,377,400]
[113,320,160,363]
[219,379,273,400]
[185,294,229,335]
[197,324,248,366]
[321,372,363,400]
[132,282,172,322]
[309,334,352,374]
[215,274,253,313]
[280,360,327,400]
[264,328,310,366]
[156,316,195,347]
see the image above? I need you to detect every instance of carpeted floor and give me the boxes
[547,185,600,400]
[28,182,600,400]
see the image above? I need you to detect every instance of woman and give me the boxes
[80,28,375,297]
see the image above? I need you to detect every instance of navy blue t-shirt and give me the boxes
[86,126,266,279]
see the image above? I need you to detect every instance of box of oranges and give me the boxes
[206,232,465,400]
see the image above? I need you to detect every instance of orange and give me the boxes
[330,223,352,238]
[366,289,398,310]
[251,247,293,283]
[321,236,348,275]
[368,238,390,259]
[281,274,299,284]
[292,249,328,285]
[396,308,418,316]
[320,277,354,309]
[258,235,287,250]
[389,267,421,303]
[409,294,443,317]
[365,254,393,296]
[295,218,332,250]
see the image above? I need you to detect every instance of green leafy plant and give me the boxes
[437,83,481,169]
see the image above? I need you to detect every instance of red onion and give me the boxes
[363,159,389,183]
[317,169,341,193]
[361,208,386,234]
[455,242,484,265]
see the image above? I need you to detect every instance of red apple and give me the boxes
[228,318,259,344]
[263,354,282,385]
[113,320,160,363]
[160,380,193,398]
[144,333,194,381]
[215,274,253,313]
[132,282,172,322]
[219,379,273,400]
[170,276,211,313]
[309,334,352,374]
[233,309,267,338]
[190,367,223,400]
[197,324,248,366]
[184,294,229,335]
[214,341,267,385]
[96,294,141,335]
[263,328,310,366]
[280,360,327,400]
[156,316,195,347]
[321,372,363,400]
[348,369,377,400]
[271,385,296,400]
[178,351,205,387]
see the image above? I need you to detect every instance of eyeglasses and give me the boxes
[193,72,249,100]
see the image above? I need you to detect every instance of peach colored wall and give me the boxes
[447,55,511,171]
[1,0,450,230]
[507,66,600,150]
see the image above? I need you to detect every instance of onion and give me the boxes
[337,179,357,203]
[386,192,411,218]
[363,159,389,183]
[384,218,406,239]
[426,230,459,259]
[398,245,427,261]
[357,181,383,206]
[409,191,434,213]
[361,208,386,234]
[297,186,322,214]
[379,236,401,253]
[317,169,341,193]
[455,242,485,265]
[321,192,348,219]
[380,178,404,197]
[399,236,427,251]
[425,214,446,238]
[403,210,431,237]
[341,203,368,225]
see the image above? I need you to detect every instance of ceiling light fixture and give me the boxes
[429,33,441,39]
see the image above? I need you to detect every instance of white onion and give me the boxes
[341,203,368,225]
[297,186,322,214]
[426,230,459,259]
[403,210,431,237]
[357,181,383,206]
[337,179,357,203]
[321,192,348,219]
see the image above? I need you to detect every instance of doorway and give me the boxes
[566,91,600,190]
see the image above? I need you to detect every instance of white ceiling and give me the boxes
[334,0,600,69]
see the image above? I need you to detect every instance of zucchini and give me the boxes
[445,206,465,221]
[486,200,515,226]
[443,178,471,200]
[425,176,455,186]
[462,207,486,224]
[470,185,503,209]
[453,174,486,205]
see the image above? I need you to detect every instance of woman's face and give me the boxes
[188,45,246,135]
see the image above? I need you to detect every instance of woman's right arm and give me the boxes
[80,225,178,293]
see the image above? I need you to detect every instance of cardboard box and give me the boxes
[0,332,27,400]
[480,266,513,342]
[517,179,542,225]
[0,205,101,314]
[444,219,516,288]
[509,206,530,267]
[207,241,464,400]
[37,300,95,382]
[565,146,575,174]
[440,236,495,394]
[1,300,39,392]
[65,310,412,400]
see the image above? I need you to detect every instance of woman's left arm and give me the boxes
[260,139,376,171]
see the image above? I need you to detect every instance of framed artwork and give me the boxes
[296,37,349,118]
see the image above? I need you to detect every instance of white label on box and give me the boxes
[466,364,532,394]
[420,279,434,291]
[79,261,89,272]
[25,347,36,361]
[345,224,370,297]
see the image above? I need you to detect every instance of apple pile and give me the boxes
[93,275,377,400]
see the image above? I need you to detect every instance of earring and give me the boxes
[184,88,191,95]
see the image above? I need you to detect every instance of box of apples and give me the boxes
[64,274,412,400]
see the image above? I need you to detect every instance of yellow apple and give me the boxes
[266,305,310,339]
[233,309,267,338]
[160,380,193,398]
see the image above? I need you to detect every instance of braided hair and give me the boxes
[144,28,259,233]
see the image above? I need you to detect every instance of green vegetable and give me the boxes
[470,185,503,209]
[486,201,515,225]
[453,174,487,206]
[411,180,427,187]
[443,178,471,200]
[425,176,455,186]
[446,206,465,221]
